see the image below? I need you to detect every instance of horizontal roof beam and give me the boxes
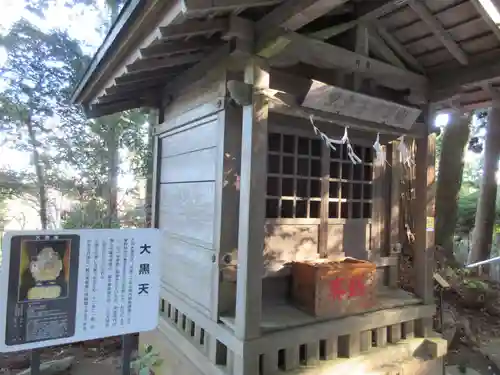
[257,30,428,92]
[159,18,229,41]
[257,0,349,31]
[182,0,282,16]
[429,52,500,102]
[126,52,205,74]
[115,66,187,85]
[140,38,221,59]
[104,81,164,97]
[84,97,156,118]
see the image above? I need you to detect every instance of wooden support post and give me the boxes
[151,107,164,230]
[371,146,386,262]
[323,337,338,360]
[388,324,402,344]
[194,326,205,351]
[414,130,436,303]
[215,90,242,318]
[374,327,387,347]
[233,351,259,375]
[388,142,402,288]
[30,350,41,375]
[338,334,360,358]
[262,351,278,374]
[285,346,300,370]
[121,334,134,375]
[403,320,415,339]
[306,341,320,366]
[414,109,436,336]
[354,24,368,91]
[319,142,330,257]
[235,59,269,340]
[360,330,372,352]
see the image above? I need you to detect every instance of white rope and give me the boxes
[398,135,413,167]
[373,132,386,167]
[258,90,413,166]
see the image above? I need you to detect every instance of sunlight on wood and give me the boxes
[479,0,500,24]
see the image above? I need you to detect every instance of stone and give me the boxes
[17,356,74,375]
[0,352,30,370]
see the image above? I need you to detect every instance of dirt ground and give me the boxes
[0,337,124,375]
[446,345,500,375]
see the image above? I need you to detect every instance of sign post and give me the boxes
[0,229,161,374]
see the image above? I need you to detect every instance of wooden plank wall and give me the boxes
[156,68,227,320]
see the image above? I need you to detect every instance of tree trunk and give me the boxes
[144,111,156,228]
[469,105,500,266]
[26,119,48,230]
[106,126,119,228]
[435,110,471,267]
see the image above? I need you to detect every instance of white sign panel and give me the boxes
[0,229,160,352]
[302,80,422,130]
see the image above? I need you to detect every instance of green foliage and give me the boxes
[468,109,488,153]
[0,0,151,230]
[462,279,488,291]
[131,344,163,375]
[61,200,119,229]
[0,18,88,226]
[0,20,87,129]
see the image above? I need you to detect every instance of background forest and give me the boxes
[0,0,153,246]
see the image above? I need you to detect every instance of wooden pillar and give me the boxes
[319,142,330,257]
[414,110,436,335]
[151,107,164,229]
[388,142,402,288]
[235,58,268,340]
[354,24,368,91]
[371,146,386,262]
[215,100,242,318]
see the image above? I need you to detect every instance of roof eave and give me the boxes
[71,0,144,104]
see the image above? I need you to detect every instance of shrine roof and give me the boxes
[72,0,500,118]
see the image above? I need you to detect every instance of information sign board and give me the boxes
[0,229,160,352]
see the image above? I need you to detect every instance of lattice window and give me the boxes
[266,132,373,219]
[328,144,373,219]
[266,133,322,219]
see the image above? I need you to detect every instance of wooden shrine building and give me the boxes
[71,0,500,374]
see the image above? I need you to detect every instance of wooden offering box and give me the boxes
[291,258,377,318]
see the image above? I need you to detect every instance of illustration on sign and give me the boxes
[0,229,160,353]
[426,216,435,232]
